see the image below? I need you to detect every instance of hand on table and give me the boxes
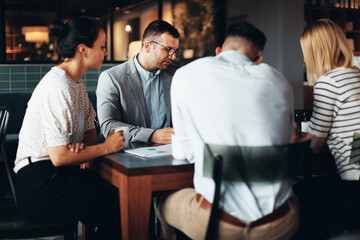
[150,127,174,144]
[105,129,125,153]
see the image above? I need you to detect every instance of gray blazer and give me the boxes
[96,57,177,143]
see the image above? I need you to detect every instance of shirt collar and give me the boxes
[216,50,253,64]
[134,54,161,80]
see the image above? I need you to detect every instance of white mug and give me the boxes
[113,126,129,148]
[301,121,310,133]
[171,134,186,160]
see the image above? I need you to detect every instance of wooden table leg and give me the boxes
[118,174,152,240]
[82,224,96,240]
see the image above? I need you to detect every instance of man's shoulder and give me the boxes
[255,63,288,82]
[104,61,132,74]
[175,57,214,73]
[99,60,137,84]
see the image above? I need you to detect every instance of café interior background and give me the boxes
[1,0,317,109]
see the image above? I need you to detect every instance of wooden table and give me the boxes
[86,147,194,240]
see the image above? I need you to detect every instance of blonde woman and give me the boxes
[300,19,360,232]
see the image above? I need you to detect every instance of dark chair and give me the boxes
[0,106,78,240]
[203,138,312,240]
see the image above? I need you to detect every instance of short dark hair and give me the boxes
[226,22,266,51]
[142,20,180,42]
[50,16,104,60]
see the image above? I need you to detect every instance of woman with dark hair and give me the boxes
[14,16,123,239]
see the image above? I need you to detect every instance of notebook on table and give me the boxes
[124,144,172,158]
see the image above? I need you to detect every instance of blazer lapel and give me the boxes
[127,58,148,127]
[161,70,172,127]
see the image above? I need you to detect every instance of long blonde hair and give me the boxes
[300,19,354,85]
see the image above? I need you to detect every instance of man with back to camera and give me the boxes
[157,22,299,239]
[96,20,180,144]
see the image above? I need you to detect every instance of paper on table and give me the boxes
[124,144,172,158]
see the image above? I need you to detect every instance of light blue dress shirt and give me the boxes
[134,55,168,129]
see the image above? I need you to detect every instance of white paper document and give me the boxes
[124,144,172,158]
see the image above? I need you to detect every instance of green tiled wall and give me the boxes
[0,64,115,92]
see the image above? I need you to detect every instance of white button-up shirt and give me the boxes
[14,67,96,173]
[171,50,294,222]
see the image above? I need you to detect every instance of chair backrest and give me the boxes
[203,138,312,240]
[0,107,16,204]
[0,92,31,134]
[0,107,78,240]
[203,144,288,183]
[0,107,9,149]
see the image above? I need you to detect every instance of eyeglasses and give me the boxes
[151,41,181,58]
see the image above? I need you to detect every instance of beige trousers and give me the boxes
[157,188,300,240]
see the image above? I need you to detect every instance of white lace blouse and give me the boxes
[14,66,96,172]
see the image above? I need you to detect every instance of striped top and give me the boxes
[309,67,360,180]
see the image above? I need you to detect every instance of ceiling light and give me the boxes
[125,25,132,32]
[21,26,49,43]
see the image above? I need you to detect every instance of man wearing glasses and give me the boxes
[97,20,180,144]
